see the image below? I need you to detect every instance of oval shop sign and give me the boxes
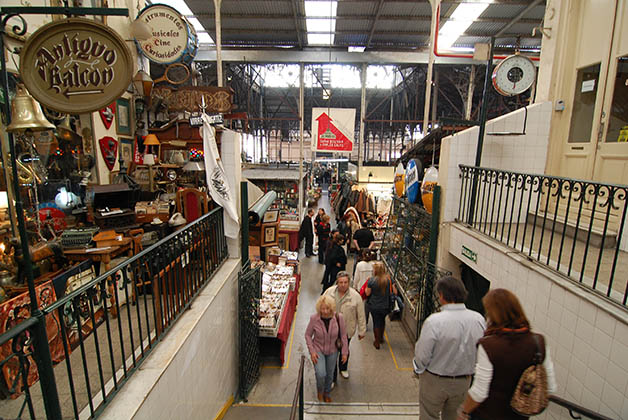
[20,18,133,114]
[135,4,194,64]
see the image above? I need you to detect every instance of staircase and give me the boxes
[304,402,420,419]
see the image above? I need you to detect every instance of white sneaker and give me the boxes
[340,370,349,379]
[331,382,335,390]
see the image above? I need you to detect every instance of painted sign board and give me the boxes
[20,18,133,114]
[406,159,420,204]
[311,108,355,152]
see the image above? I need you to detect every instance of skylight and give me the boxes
[152,0,193,16]
[187,17,215,44]
[305,1,337,45]
[438,1,493,51]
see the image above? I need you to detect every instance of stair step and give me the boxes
[526,211,617,249]
[304,402,420,418]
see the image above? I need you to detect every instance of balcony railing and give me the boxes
[459,165,628,307]
[0,207,228,419]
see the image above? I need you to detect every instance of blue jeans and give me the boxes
[314,351,338,394]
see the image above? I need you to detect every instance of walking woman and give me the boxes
[365,262,396,349]
[316,214,331,265]
[305,295,349,402]
[322,233,347,293]
[456,289,557,420]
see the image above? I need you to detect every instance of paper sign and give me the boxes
[311,108,356,152]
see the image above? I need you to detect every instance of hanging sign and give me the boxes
[99,103,115,130]
[135,4,198,64]
[311,108,355,153]
[421,165,439,214]
[98,136,118,171]
[20,18,133,114]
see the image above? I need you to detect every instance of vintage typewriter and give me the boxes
[60,227,100,249]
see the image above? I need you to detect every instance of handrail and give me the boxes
[0,316,37,346]
[44,208,222,314]
[550,395,615,420]
[289,355,305,420]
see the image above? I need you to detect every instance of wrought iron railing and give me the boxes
[0,208,228,419]
[549,395,614,420]
[459,165,628,307]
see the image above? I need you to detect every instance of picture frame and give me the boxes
[261,224,278,246]
[277,233,290,251]
[115,98,132,136]
[262,209,279,224]
[119,137,133,165]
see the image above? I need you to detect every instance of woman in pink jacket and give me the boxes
[305,295,349,402]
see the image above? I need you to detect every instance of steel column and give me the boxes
[214,0,224,87]
[423,0,439,134]
[298,63,304,220]
[359,63,367,179]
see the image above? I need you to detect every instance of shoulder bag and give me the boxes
[334,313,343,350]
[511,334,549,416]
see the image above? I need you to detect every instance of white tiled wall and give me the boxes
[100,259,240,420]
[447,224,628,419]
[439,102,552,223]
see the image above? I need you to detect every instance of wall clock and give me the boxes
[492,54,536,97]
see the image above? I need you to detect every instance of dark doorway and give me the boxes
[461,264,490,315]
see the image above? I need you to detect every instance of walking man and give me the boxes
[413,276,485,420]
[300,208,315,257]
[324,271,366,381]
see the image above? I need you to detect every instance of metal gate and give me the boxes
[238,266,261,401]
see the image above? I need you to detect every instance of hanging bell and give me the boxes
[6,84,55,133]
[55,115,81,143]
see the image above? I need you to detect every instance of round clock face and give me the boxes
[492,54,537,96]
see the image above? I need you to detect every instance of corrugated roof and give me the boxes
[186,0,545,49]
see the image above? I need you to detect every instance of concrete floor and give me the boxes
[225,190,421,419]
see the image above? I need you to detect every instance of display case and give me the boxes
[381,197,449,341]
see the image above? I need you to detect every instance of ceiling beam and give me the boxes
[366,0,385,48]
[217,28,540,39]
[194,13,541,25]
[289,0,303,48]
[207,0,540,4]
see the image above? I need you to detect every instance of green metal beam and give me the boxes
[1,6,128,16]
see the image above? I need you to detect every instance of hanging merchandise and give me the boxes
[394,162,405,198]
[99,103,115,130]
[202,114,239,238]
[421,166,439,214]
[98,136,118,171]
[405,159,421,204]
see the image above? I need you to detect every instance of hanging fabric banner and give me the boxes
[202,115,239,238]
[311,107,356,152]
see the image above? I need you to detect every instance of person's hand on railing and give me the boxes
[311,352,318,364]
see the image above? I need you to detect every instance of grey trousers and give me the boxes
[419,371,471,420]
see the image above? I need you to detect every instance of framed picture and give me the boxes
[116,98,132,135]
[119,137,133,165]
[262,210,279,224]
[261,224,278,246]
[277,233,290,251]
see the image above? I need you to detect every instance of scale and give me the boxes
[491,53,536,96]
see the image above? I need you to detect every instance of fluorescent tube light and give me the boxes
[348,46,366,52]
[439,1,492,51]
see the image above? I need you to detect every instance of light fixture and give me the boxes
[183,161,205,171]
[143,153,156,166]
[144,134,160,146]
[133,70,154,97]
[348,46,365,53]
[438,1,493,51]
[55,187,79,210]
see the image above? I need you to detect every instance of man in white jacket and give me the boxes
[324,271,366,382]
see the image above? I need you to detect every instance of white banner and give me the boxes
[311,107,355,152]
[202,115,239,238]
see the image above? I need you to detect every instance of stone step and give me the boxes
[304,402,420,419]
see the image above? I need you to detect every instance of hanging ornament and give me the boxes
[99,103,115,130]
[98,136,118,171]
[421,165,439,214]
[405,159,421,204]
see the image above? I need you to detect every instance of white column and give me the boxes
[359,62,367,182]
[423,0,439,133]
[299,63,304,221]
[214,0,223,87]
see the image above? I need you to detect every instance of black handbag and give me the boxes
[334,314,343,350]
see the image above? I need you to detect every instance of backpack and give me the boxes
[510,334,549,416]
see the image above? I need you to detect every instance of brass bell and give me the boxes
[6,84,55,133]
[55,115,81,144]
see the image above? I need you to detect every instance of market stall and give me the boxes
[254,251,300,365]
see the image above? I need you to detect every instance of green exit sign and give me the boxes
[462,245,477,263]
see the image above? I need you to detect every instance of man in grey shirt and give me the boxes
[413,276,486,420]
